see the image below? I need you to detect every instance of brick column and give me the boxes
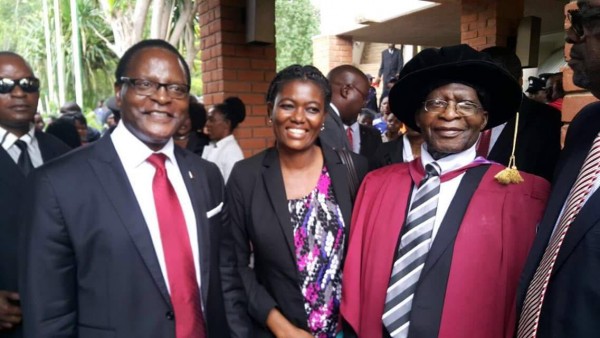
[562,1,597,123]
[199,0,277,156]
[461,0,524,50]
[312,35,353,75]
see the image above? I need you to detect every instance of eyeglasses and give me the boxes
[567,8,600,39]
[0,77,40,94]
[423,99,482,117]
[350,84,370,106]
[120,77,190,99]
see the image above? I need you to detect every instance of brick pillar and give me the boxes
[199,0,277,157]
[312,35,353,75]
[461,0,524,50]
[562,1,597,124]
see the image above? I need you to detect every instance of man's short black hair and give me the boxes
[115,39,191,86]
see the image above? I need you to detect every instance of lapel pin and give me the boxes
[188,171,194,179]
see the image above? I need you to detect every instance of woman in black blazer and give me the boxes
[221,65,368,338]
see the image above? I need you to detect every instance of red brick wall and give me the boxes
[312,35,353,75]
[199,0,277,157]
[461,0,524,50]
[562,1,597,124]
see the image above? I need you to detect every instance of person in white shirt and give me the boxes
[202,96,245,182]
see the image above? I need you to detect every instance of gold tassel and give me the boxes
[494,112,524,185]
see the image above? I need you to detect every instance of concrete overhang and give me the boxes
[334,0,568,46]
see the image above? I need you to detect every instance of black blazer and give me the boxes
[517,102,600,337]
[0,131,69,338]
[320,105,351,151]
[221,143,368,337]
[359,124,382,160]
[19,135,230,337]
[378,48,403,84]
[488,95,561,182]
[370,137,405,170]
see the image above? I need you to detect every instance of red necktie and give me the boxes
[346,127,354,151]
[147,154,206,338]
[476,129,492,158]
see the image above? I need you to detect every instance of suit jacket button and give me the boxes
[166,311,175,320]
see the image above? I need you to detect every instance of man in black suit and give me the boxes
[516,1,600,337]
[322,65,381,158]
[0,52,70,337]
[481,46,561,182]
[375,44,403,99]
[19,40,230,337]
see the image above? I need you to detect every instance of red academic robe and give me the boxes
[341,161,549,338]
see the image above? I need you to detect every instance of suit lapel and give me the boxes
[87,136,172,307]
[0,147,25,184]
[262,149,297,265]
[175,149,211,303]
[323,146,353,235]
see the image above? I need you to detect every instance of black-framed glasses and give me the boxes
[567,8,600,38]
[349,84,370,106]
[120,77,190,99]
[0,77,40,94]
[423,99,482,117]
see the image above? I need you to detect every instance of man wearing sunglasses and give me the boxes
[517,1,600,337]
[0,52,70,338]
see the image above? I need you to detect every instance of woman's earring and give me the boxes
[321,124,325,131]
[267,118,273,126]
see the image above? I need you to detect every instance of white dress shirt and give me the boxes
[414,142,477,241]
[201,134,244,182]
[402,134,415,162]
[111,122,201,293]
[0,124,43,167]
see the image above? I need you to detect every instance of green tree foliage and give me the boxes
[275,0,319,71]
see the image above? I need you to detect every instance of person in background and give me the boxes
[202,96,245,182]
[59,102,101,143]
[375,44,404,100]
[342,44,549,338]
[0,51,70,338]
[220,64,368,338]
[33,113,44,131]
[45,118,81,148]
[373,95,390,134]
[358,108,376,127]
[526,76,548,103]
[174,97,209,156]
[546,72,565,111]
[365,74,379,112]
[382,113,401,143]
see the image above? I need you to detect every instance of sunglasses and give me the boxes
[0,77,40,94]
[567,7,600,38]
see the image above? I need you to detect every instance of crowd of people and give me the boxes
[1,1,600,337]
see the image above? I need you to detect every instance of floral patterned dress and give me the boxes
[288,167,345,338]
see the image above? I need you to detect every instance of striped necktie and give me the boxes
[382,162,442,338]
[518,133,600,338]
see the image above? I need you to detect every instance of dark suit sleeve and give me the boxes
[396,47,404,75]
[378,50,385,78]
[222,164,277,332]
[19,170,77,337]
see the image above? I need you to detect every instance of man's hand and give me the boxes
[0,290,22,330]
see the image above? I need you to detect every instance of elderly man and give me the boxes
[517,1,600,337]
[0,52,69,338]
[341,45,549,338]
[19,40,230,337]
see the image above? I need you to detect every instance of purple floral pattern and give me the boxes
[288,167,345,338]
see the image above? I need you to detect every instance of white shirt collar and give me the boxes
[0,124,36,151]
[111,121,176,170]
[210,134,236,148]
[420,141,477,174]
